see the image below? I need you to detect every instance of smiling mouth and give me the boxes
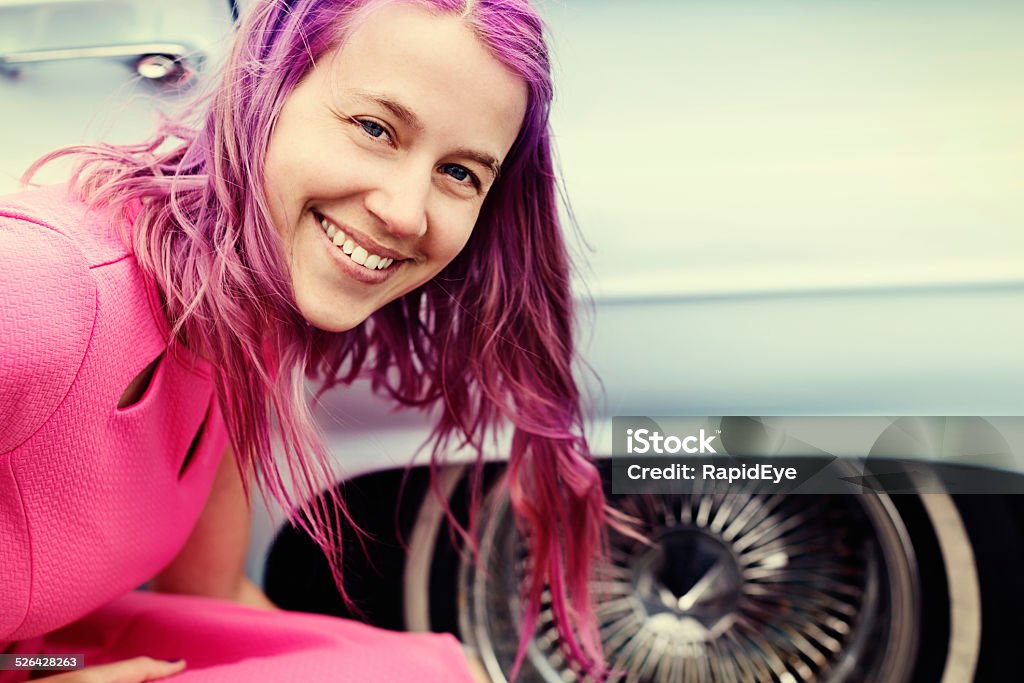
[313,211,401,271]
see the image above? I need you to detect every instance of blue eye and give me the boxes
[360,120,385,137]
[354,118,392,145]
[441,163,474,185]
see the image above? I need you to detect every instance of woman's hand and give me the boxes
[39,657,185,682]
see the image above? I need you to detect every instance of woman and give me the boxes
[0,0,608,681]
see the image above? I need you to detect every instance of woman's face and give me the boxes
[264,3,528,332]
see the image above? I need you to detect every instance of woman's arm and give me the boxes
[150,446,275,609]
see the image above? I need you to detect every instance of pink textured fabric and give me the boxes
[0,187,477,682]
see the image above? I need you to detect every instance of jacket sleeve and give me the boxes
[0,215,97,454]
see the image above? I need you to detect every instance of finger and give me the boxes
[103,657,186,683]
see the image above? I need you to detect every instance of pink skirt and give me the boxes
[3,592,477,682]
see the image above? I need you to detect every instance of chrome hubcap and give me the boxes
[460,486,919,683]
[628,527,743,642]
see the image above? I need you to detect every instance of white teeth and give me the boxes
[319,213,398,270]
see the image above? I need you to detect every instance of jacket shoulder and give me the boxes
[0,185,131,266]
[0,207,98,454]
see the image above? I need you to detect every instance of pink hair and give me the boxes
[26,0,609,676]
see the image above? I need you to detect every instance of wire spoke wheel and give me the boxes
[460,481,919,683]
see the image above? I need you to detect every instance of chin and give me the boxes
[295,297,370,334]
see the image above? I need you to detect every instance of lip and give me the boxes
[314,212,403,285]
[313,209,411,262]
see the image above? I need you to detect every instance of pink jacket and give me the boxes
[0,186,227,643]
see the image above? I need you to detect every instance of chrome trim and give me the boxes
[1,42,192,64]
[920,493,982,683]
[403,465,464,633]
[0,42,201,81]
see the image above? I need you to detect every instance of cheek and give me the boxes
[265,118,346,211]
[263,148,303,240]
[264,157,341,250]
[433,212,479,269]
[408,215,478,289]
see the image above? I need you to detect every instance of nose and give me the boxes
[364,162,430,239]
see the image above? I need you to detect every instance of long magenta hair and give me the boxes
[27,0,608,675]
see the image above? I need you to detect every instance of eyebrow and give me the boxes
[348,88,423,131]
[346,88,503,181]
[452,147,502,182]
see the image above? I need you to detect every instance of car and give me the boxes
[3,1,1022,682]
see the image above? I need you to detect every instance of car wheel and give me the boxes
[406,466,979,683]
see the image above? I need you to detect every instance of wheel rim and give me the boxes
[460,482,919,683]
